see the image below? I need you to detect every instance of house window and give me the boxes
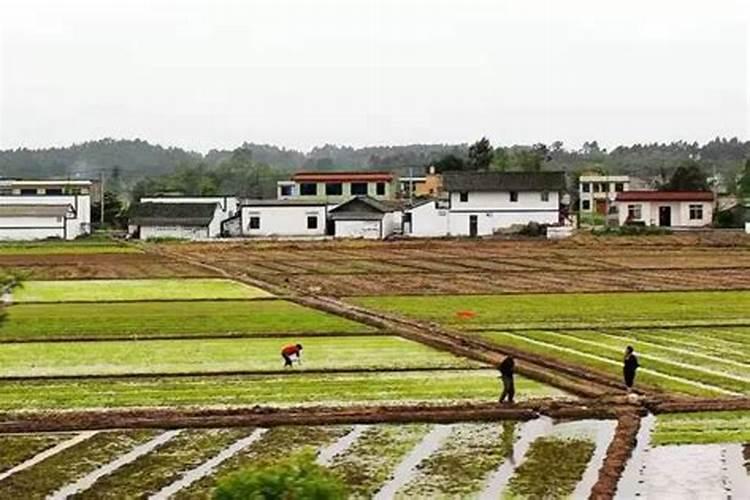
[459,192,469,202]
[300,183,317,196]
[627,204,642,220]
[582,183,591,193]
[581,200,591,210]
[45,188,63,196]
[20,188,37,196]
[376,182,386,196]
[510,191,518,202]
[325,183,343,196]
[248,216,261,229]
[280,185,293,197]
[689,204,703,220]
[307,216,318,229]
[351,183,368,195]
[540,191,549,202]
[615,183,624,192]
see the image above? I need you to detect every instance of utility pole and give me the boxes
[99,171,105,226]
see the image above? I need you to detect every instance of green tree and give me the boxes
[213,452,347,500]
[468,137,494,170]
[512,144,548,172]
[491,147,509,171]
[92,191,125,228]
[432,154,467,173]
[663,161,709,191]
[739,158,750,200]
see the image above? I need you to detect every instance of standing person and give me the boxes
[623,345,639,392]
[281,343,303,368]
[498,356,515,404]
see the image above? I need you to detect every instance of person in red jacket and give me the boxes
[281,343,303,368]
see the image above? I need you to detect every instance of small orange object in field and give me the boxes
[455,310,477,320]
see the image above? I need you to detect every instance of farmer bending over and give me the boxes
[498,356,515,404]
[623,345,639,392]
[281,343,303,368]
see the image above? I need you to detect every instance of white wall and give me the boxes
[241,205,328,236]
[0,216,67,240]
[0,195,91,238]
[616,200,713,227]
[447,190,560,236]
[406,202,450,237]
[335,219,382,239]
[140,225,211,240]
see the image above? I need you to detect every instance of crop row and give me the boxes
[652,411,750,446]
[0,370,562,411]
[0,335,482,378]
[0,300,371,341]
[0,421,610,499]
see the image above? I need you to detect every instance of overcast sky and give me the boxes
[0,0,748,152]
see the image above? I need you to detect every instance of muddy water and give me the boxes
[478,416,554,499]
[563,420,617,498]
[373,424,454,500]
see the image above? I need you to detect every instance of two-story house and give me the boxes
[578,175,630,214]
[277,172,396,202]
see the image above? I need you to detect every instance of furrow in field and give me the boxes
[50,430,181,499]
[480,331,736,396]
[0,432,97,481]
[150,429,266,500]
[316,425,369,466]
[73,428,255,499]
[374,424,454,500]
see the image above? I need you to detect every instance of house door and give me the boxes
[469,215,478,237]
[658,206,671,227]
[595,199,607,215]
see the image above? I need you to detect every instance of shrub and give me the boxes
[213,451,348,500]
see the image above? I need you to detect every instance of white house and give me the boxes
[329,196,402,239]
[420,171,567,237]
[614,191,714,228]
[128,202,224,240]
[578,175,630,214]
[403,199,450,237]
[231,200,331,238]
[0,179,93,240]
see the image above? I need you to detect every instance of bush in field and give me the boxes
[213,451,348,500]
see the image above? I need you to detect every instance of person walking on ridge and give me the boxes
[281,343,303,368]
[623,345,639,393]
[498,356,515,404]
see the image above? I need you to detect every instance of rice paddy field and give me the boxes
[0,234,748,498]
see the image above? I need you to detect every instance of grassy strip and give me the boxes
[399,422,517,498]
[12,278,271,302]
[503,437,596,499]
[74,428,252,499]
[330,424,431,498]
[0,430,157,499]
[351,291,750,327]
[652,411,750,446]
[0,243,139,255]
[174,426,349,499]
[516,330,750,394]
[0,336,481,377]
[0,300,372,340]
[0,434,68,473]
[0,370,558,411]
[477,331,723,396]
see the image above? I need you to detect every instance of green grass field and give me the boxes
[0,241,139,255]
[0,336,481,377]
[0,300,373,340]
[0,370,563,410]
[652,411,750,445]
[12,278,271,302]
[351,291,750,329]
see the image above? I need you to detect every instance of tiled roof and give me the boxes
[616,191,714,202]
[443,171,566,192]
[129,202,218,226]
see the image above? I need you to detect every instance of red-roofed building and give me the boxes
[277,171,396,202]
[614,191,714,228]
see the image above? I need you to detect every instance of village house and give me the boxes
[397,167,444,198]
[139,196,239,221]
[128,201,225,240]
[329,196,403,239]
[0,179,93,240]
[277,171,396,202]
[404,171,566,237]
[613,191,714,228]
[226,200,332,238]
[578,175,630,214]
